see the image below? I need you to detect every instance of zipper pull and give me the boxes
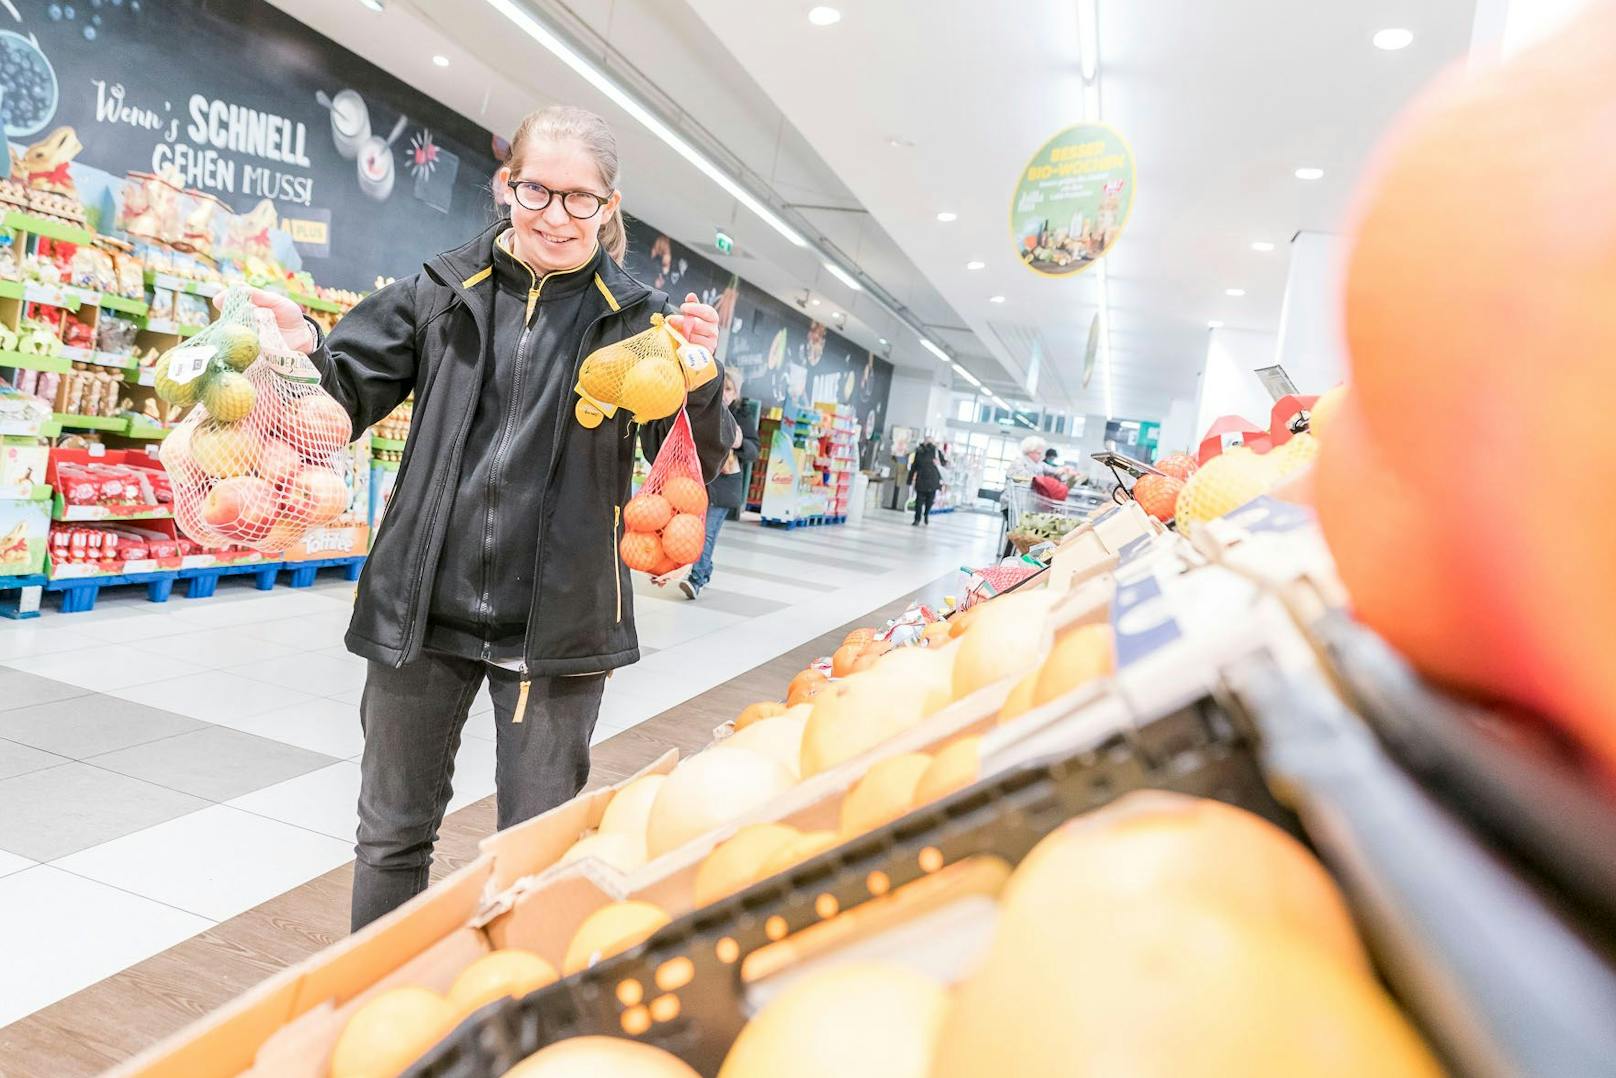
[513,662,531,724]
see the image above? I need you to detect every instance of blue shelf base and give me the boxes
[46,571,175,613]
[0,574,48,619]
[179,561,283,598]
[760,514,847,530]
[282,555,365,588]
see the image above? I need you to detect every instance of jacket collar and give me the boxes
[425,217,653,313]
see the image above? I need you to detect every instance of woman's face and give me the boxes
[498,137,620,273]
[723,378,739,406]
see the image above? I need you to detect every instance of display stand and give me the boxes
[755,403,849,528]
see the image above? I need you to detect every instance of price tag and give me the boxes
[166,344,215,385]
[677,342,717,390]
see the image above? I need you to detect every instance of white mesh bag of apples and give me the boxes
[157,288,354,553]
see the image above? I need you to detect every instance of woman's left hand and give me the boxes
[667,292,720,351]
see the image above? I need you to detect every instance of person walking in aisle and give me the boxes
[682,368,759,599]
[242,106,733,931]
[909,436,948,525]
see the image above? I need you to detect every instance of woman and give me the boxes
[908,437,948,526]
[245,106,731,930]
[681,367,759,599]
[1001,435,1047,555]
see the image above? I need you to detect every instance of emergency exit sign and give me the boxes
[714,231,734,255]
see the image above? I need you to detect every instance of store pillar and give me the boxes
[1471,0,1591,66]
[1273,230,1347,394]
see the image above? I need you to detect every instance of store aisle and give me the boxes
[0,507,998,1027]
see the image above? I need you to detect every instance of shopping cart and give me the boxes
[1000,479,1104,554]
[1092,449,1167,506]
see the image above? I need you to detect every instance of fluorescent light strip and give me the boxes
[483,0,808,248]
[822,260,863,291]
[952,363,982,388]
[1077,0,1099,81]
[1096,262,1115,419]
[919,337,950,362]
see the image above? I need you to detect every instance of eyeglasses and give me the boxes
[505,180,610,219]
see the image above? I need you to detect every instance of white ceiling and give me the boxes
[273,0,1477,422]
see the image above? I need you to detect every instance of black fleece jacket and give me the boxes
[309,222,730,675]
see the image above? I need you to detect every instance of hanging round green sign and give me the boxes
[1011,123,1135,277]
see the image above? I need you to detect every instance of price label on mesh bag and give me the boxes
[677,342,717,390]
[166,344,215,385]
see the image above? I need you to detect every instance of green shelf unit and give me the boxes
[143,271,223,298]
[142,318,181,336]
[50,413,130,434]
[0,349,69,373]
[123,422,171,441]
[4,212,96,247]
[371,437,407,451]
[372,457,400,472]
[0,280,23,300]
[99,294,150,317]
[284,290,342,313]
[177,323,206,337]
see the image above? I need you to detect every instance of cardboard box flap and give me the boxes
[291,853,493,1015]
[108,966,301,1078]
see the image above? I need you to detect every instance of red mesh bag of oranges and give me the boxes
[621,410,708,578]
[157,287,354,554]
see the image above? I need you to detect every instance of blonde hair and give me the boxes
[723,367,742,395]
[505,106,626,263]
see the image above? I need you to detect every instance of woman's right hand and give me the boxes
[224,288,315,353]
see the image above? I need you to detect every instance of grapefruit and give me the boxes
[329,986,457,1078]
[598,774,666,838]
[693,822,800,907]
[913,736,979,806]
[505,1036,699,1077]
[839,753,932,838]
[755,829,840,880]
[578,345,636,404]
[1005,791,1367,973]
[734,701,787,731]
[950,590,1056,700]
[645,747,795,858]
[934,904,1437,1078]
[448,949,558,1016]
[621,357,685,421]
[867,646,953,715]
[996,670,1039,725]
[717,962,948,1078]
[619,531,663,573]
[623,492,672,533]
[725,712,807,779]
[660,513,706,565]
[560,830,647,875]
[799,674,930,777]
[562,900,670,975]
[1031,623,1114,707]
[661,476,707,515]
[1173,449,1276,533]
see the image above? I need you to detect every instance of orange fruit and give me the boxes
[735,701,787,731]
[619,531,663,573]
[859,638,894,659]
[831,643,861,678]
[786,668,826,702]
[651,556,681,577]
[1132,473,1185,523]
[660,475,707,515]
[842,627,876,648]
[1031,623,1114,707]
[624,492,672,533]
[1153,452,1198,481]
[661,513,706,565]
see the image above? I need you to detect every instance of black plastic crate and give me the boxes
[405,695,1286,1078]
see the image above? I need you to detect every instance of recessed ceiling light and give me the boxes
[1295,167,1325,180]
[1373,27,1414,50]
[966,260,985,270]
[936,211,957,222]
[879,337,888,345]
[1225,288,1246,297]
[357,0,384,10]
[989,295,1006,304]
[808,6,842,27]
[1250,241,1276,252]
[810,298,821,306]
[888,136,916,149]
[1208,320,1225,328]
[432,54,449,67]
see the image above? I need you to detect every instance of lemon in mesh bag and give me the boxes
[576,312,717,424]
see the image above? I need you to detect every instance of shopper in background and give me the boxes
[1001,434,1048,555]
[682,367,758,599]
[1042,446,1061,473]
[909,436,948,526]
[242,106,732,932]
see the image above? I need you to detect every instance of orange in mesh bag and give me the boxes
[575,313,717,428]
[620,409,708,576]
[157,288,354,553]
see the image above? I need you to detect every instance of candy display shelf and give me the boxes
[3,211,95,247]
[0,349,70,373]
[42,414,130,438]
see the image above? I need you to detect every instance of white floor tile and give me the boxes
[0,624,104,663]
[228,652,369,698]
[234,614,352,650]
[222,697,365,759]
[3,643,208,693]
[0,865,211,1027]
[630,602,746,650]
[54,805,353,922]
[126,628,303,669]
[0,848,35,879]
[110,670,321,725]
[328,686,365,707]
[228,762,361,842]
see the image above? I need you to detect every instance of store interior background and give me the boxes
[4,0,1592,1060]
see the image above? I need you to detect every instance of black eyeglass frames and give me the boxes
[505,180,610,219]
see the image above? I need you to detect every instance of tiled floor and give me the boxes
[0,507,1000,1027]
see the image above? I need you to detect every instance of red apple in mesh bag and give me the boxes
[256,439,304,487]
[283,467,350,525]
[282,393,352,461]
[202,475,278,542]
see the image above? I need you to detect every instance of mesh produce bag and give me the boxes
[575,313,716,427]
[620,409,708,577]
[157,288,354,554]
[960,560,1043,609]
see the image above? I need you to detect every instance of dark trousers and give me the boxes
[913,489,937,523]
[351,651,606,931]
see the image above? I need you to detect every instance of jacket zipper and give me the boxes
[612,504,622,624]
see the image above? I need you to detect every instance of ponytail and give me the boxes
[600,210,627,264]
